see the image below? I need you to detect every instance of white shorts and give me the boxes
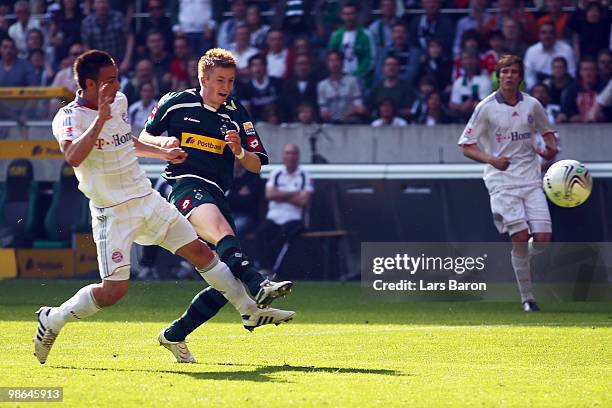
[490,185,552,236]
[90,191,197,281]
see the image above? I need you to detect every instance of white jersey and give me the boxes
[52,92,152,208]
[266,166,314,225]
[458,91,555,194]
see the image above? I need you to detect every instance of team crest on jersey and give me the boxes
[122,111,130,124]
[148,104,158,122]
[247,136,262,151]
[466,127,473,135]
[243,121,256,136]
[528,114,534,124]
[225,100,237,111]
[111,249,124,263]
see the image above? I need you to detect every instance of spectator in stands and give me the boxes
[141,30,172,96]
[237,54,282,123]
[451,29,484,82]
[317,50,367,124]
[128,82,157,129]
[279,53,319,123]
[296,101,318,125]
[416,90,453,125]
[246,4,269,50]
[228,159,265,238]
[293,36,326,81]
[408,0,455,54]
[531,82,561,124]
[273,0,314,41]
[482,0,538,45]
[502,17,528,58]
[482,30,504,75]
[597,49,612,83]
[328,3,375,85]
[558,58,605,123]
[416,38,452,94]
[453,0,490,57]
[368,0,399,52]
[410,75,437,121]
[367,55,417,121]
[265,29,294,80]
[524,21,576,90]
[28,48,54,86]
[170,0,216,55]
[49,0,83,67]
[256,143,313,278]
[81,0,134,73]
[136,0,173,56]
[25,28,50,64]
[449,49,492,121]
[543,56,576,106]
[568,1,611,59]
[8,1,41,59]
[378,22,421,85]
[123,58,159,105]
[169,36,192,90]
[371,98,408,127]
[536,0,571,42]
[586,78,612,122]
[229,24,259,80]
[217,0,247,50]
[315,0,342,43]
[185,57,199,88]
[0,37,36,87]
[51,42,83,93]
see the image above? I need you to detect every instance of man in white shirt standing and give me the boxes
[34,50,294,365]
[256,144,313,278]
[458,54,558,312]
[524,22,576,90]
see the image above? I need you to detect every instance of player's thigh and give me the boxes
[189,204,235,244]
[174,238,216,269]
[523,186,552,235]
[490,190,529,236]
[90,201,138,281]
[136,190,199,254]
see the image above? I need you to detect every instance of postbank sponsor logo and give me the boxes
[181,132,226,154]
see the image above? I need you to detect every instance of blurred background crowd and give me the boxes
[0,0,611,129]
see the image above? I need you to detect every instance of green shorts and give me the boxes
[168,178,237,235]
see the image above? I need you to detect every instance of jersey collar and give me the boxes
[195,85,222,112]
[74,90,98,110]
[495,90,523,106]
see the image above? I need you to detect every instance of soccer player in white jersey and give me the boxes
[34,50,294,364]
[458,54,559,312]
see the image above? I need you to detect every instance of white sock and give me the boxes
[511,251,534,303]
[197,257,256,316]
[48,284,101,329]
[528,237,545,258]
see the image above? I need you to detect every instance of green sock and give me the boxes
[164,287,227,342]
[216,235,265,296]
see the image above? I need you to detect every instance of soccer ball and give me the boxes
[543,160,592,208]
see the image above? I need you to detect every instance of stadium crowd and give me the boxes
[0,0,611,127]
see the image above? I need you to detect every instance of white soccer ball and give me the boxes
[543,160,592,208]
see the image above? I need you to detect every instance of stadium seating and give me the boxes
[0,159,38,248]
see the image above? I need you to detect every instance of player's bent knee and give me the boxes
[510,229,530,242]
[533,232,552,243]
[176,239,216,269]
[95,280,129,307]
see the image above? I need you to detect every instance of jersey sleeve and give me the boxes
[531,98,555,136]
[144,92,176,136]
[233,98,270,165]
[458,100,488,145]
[266,168,281,188]
[51,107,85,150]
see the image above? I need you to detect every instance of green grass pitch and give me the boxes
[0,280,610,407]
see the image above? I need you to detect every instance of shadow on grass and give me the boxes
[49,363,405,383]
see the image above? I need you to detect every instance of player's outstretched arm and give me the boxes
[138,129,180,149]
[461,143,510,171]
[62,84,113,167]
[132,136,187,164]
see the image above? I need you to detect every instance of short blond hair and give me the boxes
[198,48,236,78]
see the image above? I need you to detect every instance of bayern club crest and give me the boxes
[528,114,534,124]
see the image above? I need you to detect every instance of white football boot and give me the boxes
[33,307,61,364]
[255,279,293,308]
[242,307,295,332]
[158,330,196,363]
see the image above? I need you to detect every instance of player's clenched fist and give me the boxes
[489,156,511,171]
[163,147,188,164]
[224,130,242,155]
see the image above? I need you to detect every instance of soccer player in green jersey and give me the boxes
[139,48,294,361]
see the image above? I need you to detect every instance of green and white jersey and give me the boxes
[145,87,269,193]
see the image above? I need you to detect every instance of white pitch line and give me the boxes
[0,322,609,350]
